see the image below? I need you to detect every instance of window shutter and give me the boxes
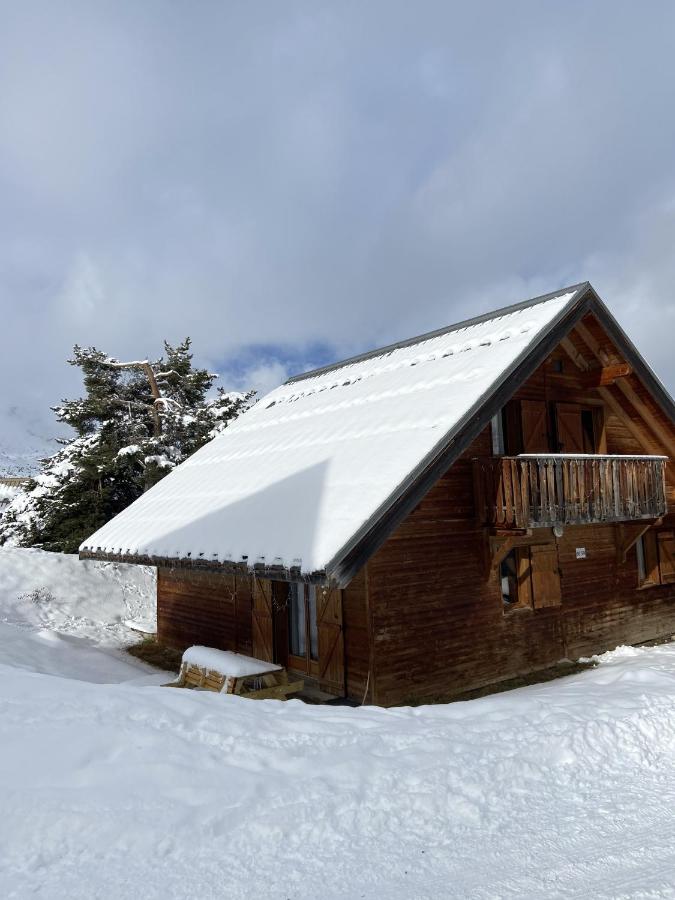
[316,585,345,695]
[556,403,585,454]
[503,401,523,455]
[592,406,607,454]
[642,532,661,586]
[520,400,549,453]
[515,548,533,608]
[251,577,275,662]
[657,531,675,583]
[530,544,562,608]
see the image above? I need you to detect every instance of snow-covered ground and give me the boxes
[2,549,675,898]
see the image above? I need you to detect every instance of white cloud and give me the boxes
[3,1,675,459]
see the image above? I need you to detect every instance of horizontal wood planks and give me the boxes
[342,567,372,701]
[157,568,252,656]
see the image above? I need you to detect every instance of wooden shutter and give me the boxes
[556,403,585,454]
[642,531,661,586]
[592,406,607,454]
[317,585,345,695]
[530,544,562,608]
[503,401,523,455]
[657,531,675,583]
[251,577,274,662]
[520,400,549,453]
[515,548,533,608]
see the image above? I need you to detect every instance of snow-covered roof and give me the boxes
[80,284,599,582]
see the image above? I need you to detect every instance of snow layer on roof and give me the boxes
[80,290,577,576]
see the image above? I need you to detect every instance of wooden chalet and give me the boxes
[81,283,675,705]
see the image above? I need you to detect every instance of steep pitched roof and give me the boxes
[80,282,675,585]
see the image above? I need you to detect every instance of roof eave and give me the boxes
[79,549,330,584]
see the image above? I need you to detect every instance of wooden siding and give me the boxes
[157,568,252,656]
[342,567,372,702]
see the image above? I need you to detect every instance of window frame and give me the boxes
[287,582,320,674]
[500,542,562,614]
[636,530,675,589]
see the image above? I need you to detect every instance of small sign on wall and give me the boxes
[576,547,587,560]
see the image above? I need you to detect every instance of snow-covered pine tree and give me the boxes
[0,340,253,553]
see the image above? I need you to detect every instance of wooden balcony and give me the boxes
[473,454,667,530]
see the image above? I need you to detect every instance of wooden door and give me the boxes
[530,544,562,608]
[317,585,345,695]
[252,577,274,662]
[556,403,585,454]
[521,400,550,453]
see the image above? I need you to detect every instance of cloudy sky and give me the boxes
[2,1,675,465]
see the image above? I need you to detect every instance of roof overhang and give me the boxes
[324,283,675,586]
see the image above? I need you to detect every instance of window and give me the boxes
[500,549,531,610]
[491,412,505,456]
[288,582,318,663]
[500,544,561,613]
[636,531,675,587]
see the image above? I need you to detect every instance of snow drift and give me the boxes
[2,548,675,898]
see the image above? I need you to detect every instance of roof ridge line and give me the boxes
[285,281,589,385]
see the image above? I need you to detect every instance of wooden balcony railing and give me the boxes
[473,454,667,530]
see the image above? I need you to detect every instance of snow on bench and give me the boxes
[182,646,281,677]
[166,647,300,700]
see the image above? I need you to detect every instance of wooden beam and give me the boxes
[613,378,675,460]
[485,531,553,580]
[596,385,662,455]
[616,519,662,564]
[580,363,632,388]
[575,319,611,365]
[560,336,590,372]
[488,535,518,579]
[573,321,675,460]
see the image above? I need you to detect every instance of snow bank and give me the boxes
[0,547,156,648]
[3,546,675,897]
[3,642,675,897]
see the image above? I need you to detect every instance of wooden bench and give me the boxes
[164,647,304,701]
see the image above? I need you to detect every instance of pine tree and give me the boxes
[0,340,253,553]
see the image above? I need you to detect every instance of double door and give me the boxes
[501,399,604,454]
[251,578,345,695]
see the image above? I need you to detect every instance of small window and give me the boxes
[636,535,647,583]
[637,531,675,588]
[500,548,532,612]
[551,359,564,374]
[500,544,561,613]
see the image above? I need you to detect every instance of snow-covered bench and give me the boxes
[165,646,304,700]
